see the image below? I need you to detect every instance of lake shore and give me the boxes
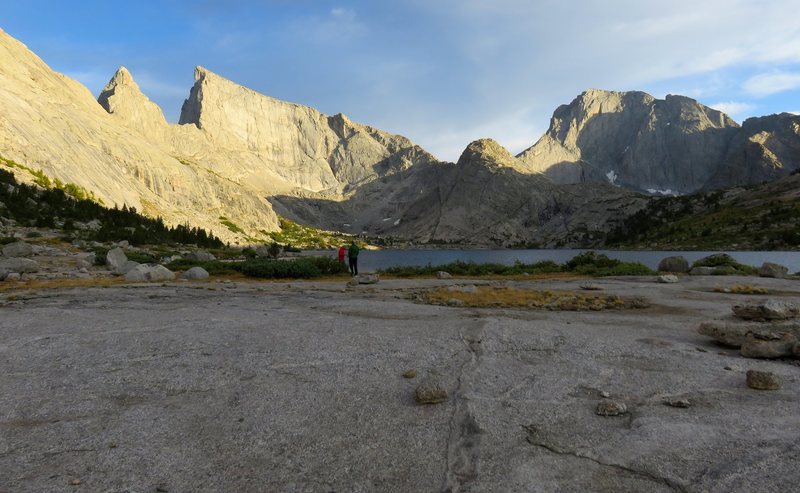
[1,275,798,491]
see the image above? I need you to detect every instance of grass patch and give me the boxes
[421,286,649,310]
[380,252,653,278]
[713,284,770,294]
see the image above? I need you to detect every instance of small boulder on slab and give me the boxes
[436,271,452,279]
[658,256,689,273]
[758,262,788,279]
[356,273,379,284]
[740,333,798,359]
[596,400,627,416]
[746,370,780,390]
[579,282,602,291]
[657,274,679,283]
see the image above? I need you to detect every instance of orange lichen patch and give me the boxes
[713,284,770,295]
[421,286,648,310]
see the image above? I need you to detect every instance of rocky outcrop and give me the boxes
[517,90,739,194]
[517,89,800,194]
[706,113,800,190]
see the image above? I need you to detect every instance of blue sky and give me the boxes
[4,0,800,161]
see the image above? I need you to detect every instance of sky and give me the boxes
[4,0,800,161]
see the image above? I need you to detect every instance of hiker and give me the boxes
[337,245,346,264]
[348,240,359,276]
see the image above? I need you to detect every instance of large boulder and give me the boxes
[124,264,176,283]
[732,300,799,321]
[0,258,39,279]
[657,256,689,273]
[182,266,210,280]
[740,332,798,359]
[187,251,216,262]
[106,247,128,272]
[2,241,33,257]
[758,262,788,279]
[689,266,715,276]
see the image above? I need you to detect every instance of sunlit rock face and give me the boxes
[517,89,745,194]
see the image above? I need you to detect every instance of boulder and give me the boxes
[732,300,799,321]
[106,247,128,272]
[657,274,679,283]
[746,370,780,390]
[124,264,176,283]
[740,333,798,359]
[689,266,715,276]
[658,256,689,273]
[2,241,33,257]
[187,251,216,262]
[436,271,452,279]
[116,260,140,275]
[3,272,21,281]
[0,258,39,276]
[698,319,800,348]
[596,400,627,416]
[579,283,602,291]
[758,262,788,279]
[75,258,92,270]
[182,266,210,280]
[356,273,379,284]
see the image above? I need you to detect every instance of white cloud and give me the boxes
[708,101,756,119]
[743,71,800,97]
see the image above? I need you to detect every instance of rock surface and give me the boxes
[181,266,210,280]
[1,276,799,491]
[658,256,689,273]
[759,262,789,278]
[746,370,780,390]
[516,89,800,193]
[732,300,799,321]
[1,241,32,257]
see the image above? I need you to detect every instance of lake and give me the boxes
[312,249,800,273]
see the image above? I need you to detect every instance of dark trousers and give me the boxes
[349,257,358,275]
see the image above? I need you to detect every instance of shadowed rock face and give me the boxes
[272,139,647,247]
[517,89,800,194]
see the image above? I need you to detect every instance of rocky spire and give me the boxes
[97,66,167,134]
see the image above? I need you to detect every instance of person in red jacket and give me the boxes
[337,245,346,264]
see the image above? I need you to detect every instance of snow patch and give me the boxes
[393,218,401,226]
[646,188,680,197]
[382,218,391,222]
[606,170,618,184]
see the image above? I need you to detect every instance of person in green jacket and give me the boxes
[348,240,359,276]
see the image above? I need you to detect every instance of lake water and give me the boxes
[313,249,800,273]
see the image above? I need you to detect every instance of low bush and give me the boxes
[692,254,757,275]
[237,256,348,279]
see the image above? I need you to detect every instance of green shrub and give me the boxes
[125,251,157,264]
[237,256,348,279]
[165,259,239,275]
[691,254,756,275]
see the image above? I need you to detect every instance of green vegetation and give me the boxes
[0,167,223,248]
[379,252,654,277]
[219,216,245,235]
[605,185,800,250]
[167,256,348,279]
[267,216,359,250]
[421,286,649,311]
[690,253,757,275]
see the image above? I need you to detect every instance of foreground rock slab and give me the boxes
[1,276,798,492]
